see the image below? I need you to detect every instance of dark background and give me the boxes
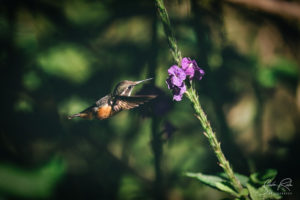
[0,0,299,199]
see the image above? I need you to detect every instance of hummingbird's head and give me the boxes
[113,78,153,96]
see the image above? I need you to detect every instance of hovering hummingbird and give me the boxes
[68,78,156,120]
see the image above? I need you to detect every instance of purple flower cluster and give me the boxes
[166,57,205,101]
[181,57,205,80]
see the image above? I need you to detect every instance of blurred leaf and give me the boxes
[256,57,299,88]
[22,70,42,91]
[14,97,33,113]
[250,169,277,185]
[109,111,131,134]
[169,141,206,172]
[0,158,66,198]
[37,45,93,84]
[185,172,239,197]
[257,67,276,88]
[208,52,223,70]
[178,25,197,44]
[15,10,38,55]
[272,57,298,77]
[246,183,281,200]
[101,17,151,46]
[64,0,110,25]
[117,175,144,200]
[33,14,55,38]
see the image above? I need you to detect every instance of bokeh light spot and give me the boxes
[23,71,42,91]
[37,46,93,84]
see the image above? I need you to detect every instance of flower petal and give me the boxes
[182,57,196,79]
[173,94,182,101]
[168,65,186,81]
[177,68,187,81]
[172,83,186,101]
[170,75,183,87]
[181,57,191,69]
[185,63,195,78]
[166,76,174,89]
[167,65,179,75]
[194,66,205,80]
[179,83,186,95]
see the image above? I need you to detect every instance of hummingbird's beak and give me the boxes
[134,78,153,85]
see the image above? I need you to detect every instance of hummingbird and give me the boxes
[68,78,156,120]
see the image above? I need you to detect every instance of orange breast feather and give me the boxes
[97,105,113,120]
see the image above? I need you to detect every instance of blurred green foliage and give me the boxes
[37,45,93,84]
[1,0,300,199]
[257,57,298,88]
[0,158,65,198]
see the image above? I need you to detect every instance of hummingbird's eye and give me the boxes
[128,85,133,89]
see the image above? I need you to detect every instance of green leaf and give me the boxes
[257,67,276,88]
[256,57,298,88]
[247,183,281,200]
[219,172,249,186]
[272,57,299,78]
[250,169,277,185]
[118,175,144,200]
[185,172,239,197]
[0,157,66,198]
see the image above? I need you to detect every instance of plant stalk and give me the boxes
[185,87,244,195]
[155,0,182,65]
[155,0,247,197]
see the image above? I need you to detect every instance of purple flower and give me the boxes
[166,76,173,90]
[166,65,187,101]
[181,57,195,78]
[194,66,205,80]
[166,58,204,101]
[167,65,186,87]
[181,57,205,80]
[172,83,186,101]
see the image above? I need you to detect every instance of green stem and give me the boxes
[185,88,244,195]
[155,0,182,65]
[155,0,248,198]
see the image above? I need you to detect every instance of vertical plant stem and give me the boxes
[155,0,247,197]
[185,88,244,194]
[155,0,182,65]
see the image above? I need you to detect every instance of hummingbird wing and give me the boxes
[95,95,111,107]
[113,95,157,112]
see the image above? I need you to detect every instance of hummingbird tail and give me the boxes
[68,113,81,119]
